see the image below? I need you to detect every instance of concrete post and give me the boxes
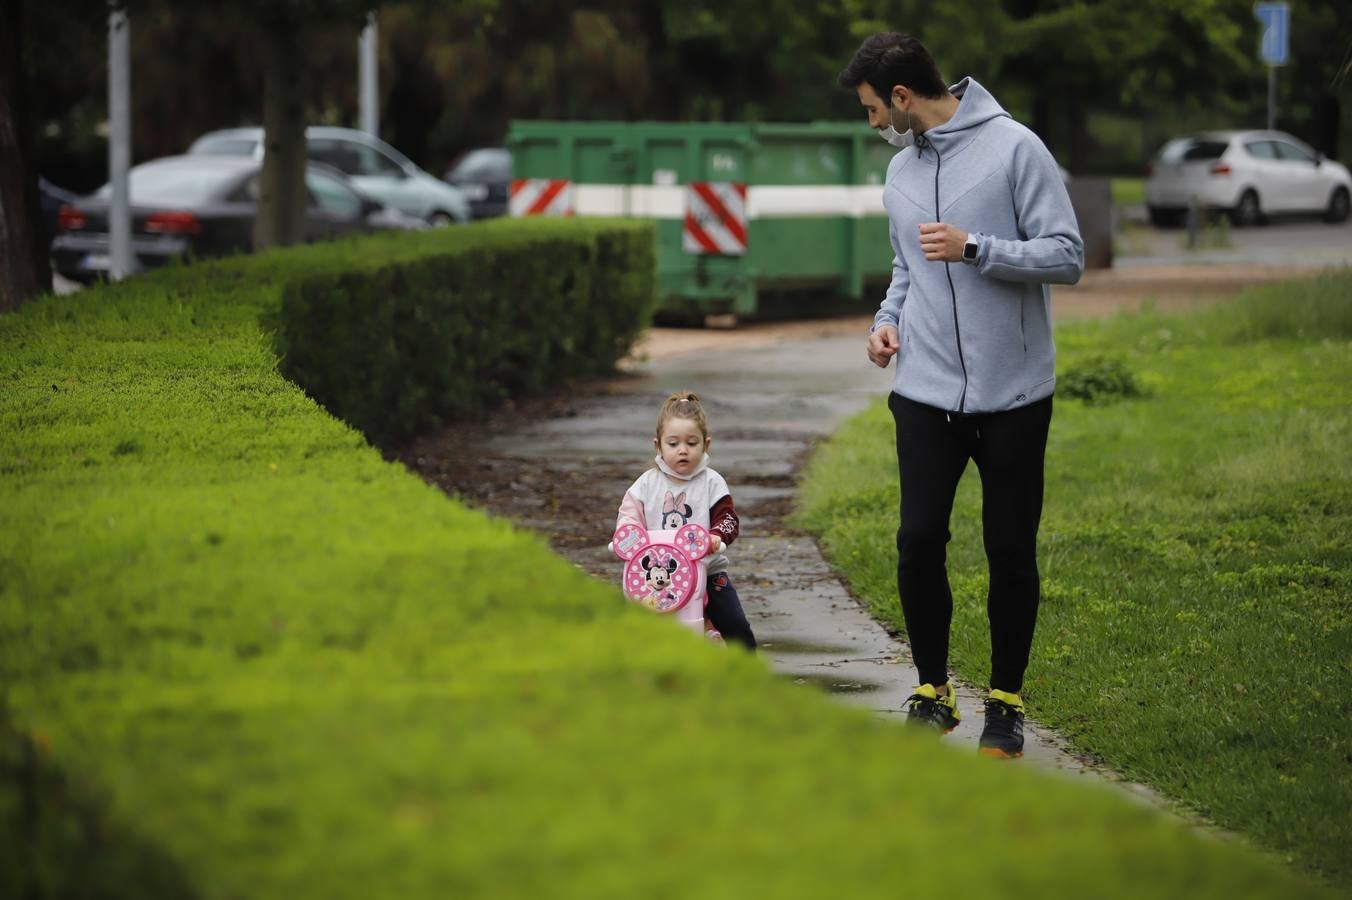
[359,12,378,137]
[1066,176,1114,269]
[108,10,132,281]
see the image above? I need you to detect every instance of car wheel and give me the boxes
[428,212,455,228]
[1325,187,1350,224]
[1147,205,1184,228]
[1230,189,1263,227]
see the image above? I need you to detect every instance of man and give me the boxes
[838,33,1084,758]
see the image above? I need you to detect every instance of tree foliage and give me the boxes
[21,0,1352,188]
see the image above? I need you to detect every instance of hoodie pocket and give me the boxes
[1020,299,1027,353]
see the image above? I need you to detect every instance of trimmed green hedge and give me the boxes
[0,225,1331,898]
[274,219,653,446]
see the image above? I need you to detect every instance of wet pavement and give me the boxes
[397,316,1172,805]
[1115,211,1352,269]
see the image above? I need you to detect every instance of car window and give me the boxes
[357,142,406,178]
[1181,141,1228,161]
[305,170,364,217]
[451,149,510,180]
[193,138,259,156]
[1273,141,1315,164]
[309,139,364,177]
[1245,141,1278,160]
[95,162,242,205]
[1157,138,1229,163]
[318,138,405,178]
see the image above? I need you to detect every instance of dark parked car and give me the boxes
[50,155,422,283]
[39,177,80,249]
[444,147,510,219]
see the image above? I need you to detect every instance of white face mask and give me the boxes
[877,100,914,149]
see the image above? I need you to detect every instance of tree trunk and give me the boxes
[1314,92,1340,160]
[254,18,308,250]
[636,2,677,119]
[1064,94,1089,174]
[1030,91,1052,154]
[0,0,50,313]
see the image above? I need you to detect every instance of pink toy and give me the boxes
[611,522,717,636]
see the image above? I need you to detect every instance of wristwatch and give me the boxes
[962,233,979,264]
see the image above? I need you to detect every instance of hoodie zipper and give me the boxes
[928,139,969,413]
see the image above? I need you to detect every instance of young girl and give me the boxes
[615,392,757,651]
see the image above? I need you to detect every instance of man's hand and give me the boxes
[868,325,900,368]
[919,223,969,262]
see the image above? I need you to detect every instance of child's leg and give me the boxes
[706,573,756,651]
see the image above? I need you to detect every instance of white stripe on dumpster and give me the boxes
[554,184,886,219]
[574,185,687,218]
[749,185,885,219]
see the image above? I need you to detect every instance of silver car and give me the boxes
[188,126,471,226]
[1145,130,1351,227]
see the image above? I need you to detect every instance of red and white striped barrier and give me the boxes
[510,178,575,217]
[683,182,747,255]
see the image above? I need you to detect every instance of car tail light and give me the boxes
[144,211,201,234]
[1209,163,1232,176]
[57,205,86,231]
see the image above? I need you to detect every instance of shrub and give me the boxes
[1059,355,1142,403]
[272,218,654,446]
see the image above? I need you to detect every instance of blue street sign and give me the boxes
[1254,2,1290,67]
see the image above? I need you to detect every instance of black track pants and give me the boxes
[706,573,757,651]
[888,392,1052,694]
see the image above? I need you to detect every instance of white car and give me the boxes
[1144,130,1351,227]
[188,126,471,226]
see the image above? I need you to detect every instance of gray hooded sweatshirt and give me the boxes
[874,77,1084,414]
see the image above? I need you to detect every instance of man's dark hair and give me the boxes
[837,33,947,101]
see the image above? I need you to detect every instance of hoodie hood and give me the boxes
[655,454,710,482]
[915,77,1011,160]
[873,75,1084,414]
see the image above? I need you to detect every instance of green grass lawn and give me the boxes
[1112,177,1145,207]
[795,271,1352,889]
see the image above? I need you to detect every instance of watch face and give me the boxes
[963,240,977,260]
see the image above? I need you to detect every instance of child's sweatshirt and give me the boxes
[616,455,739,574]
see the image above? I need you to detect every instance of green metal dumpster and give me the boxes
[506,121,897,320]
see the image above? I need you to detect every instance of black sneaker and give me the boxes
[978,690,1025,758]
[904,683,960,733]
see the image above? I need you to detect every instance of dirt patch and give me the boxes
[624,315,874,365]
[1051,263,1319,321]
[390,377,642,574]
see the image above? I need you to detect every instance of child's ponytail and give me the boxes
[656,391,710,440]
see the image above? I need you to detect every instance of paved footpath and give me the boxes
[403,314,1177,810]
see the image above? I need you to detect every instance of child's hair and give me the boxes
[656,391,710,440]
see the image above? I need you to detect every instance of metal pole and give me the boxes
[108,10,132,281]
[359,11,378,137]
[1267,66,1276,131]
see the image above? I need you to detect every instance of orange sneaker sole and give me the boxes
[978,746,1023,759]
